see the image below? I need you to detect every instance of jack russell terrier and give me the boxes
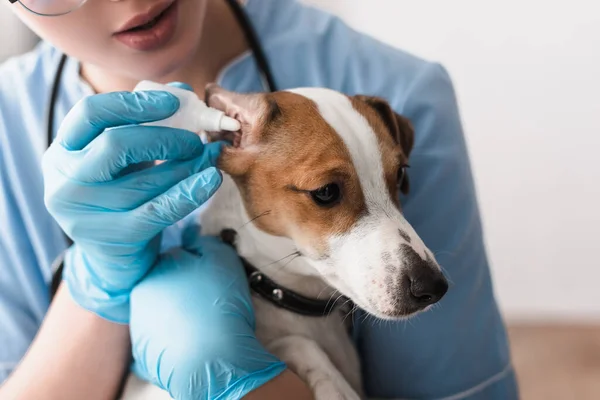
[121,84,449,400]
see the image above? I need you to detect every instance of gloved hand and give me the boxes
[129,225,286,400]
[43,83,224,323]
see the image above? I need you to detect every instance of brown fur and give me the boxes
[352,95,414,196]
[206,87,367,257]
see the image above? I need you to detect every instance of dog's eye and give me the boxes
[309,183,341,207]
[397,164,409,186]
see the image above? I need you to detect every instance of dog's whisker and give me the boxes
[324,290,340,305]
[370,315,379,328]
[428,302,443,313]
[339,298,353,309]
[351,304,359,322]
[329,292,346,310]
[269,253,301,280]
[340,303,353,321]
[341,303,356,325]
[360,311,372,325]
[323,291,345,316]
[436,264,455,286]
[373,315,381,328]
[321,290,339,311]
[268,254,300,274]
[431,249,456,259]
[258,251,300,271]
[236,210,272,230]
[316,286,332,300]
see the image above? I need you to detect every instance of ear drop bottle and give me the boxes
[133,80,240,133]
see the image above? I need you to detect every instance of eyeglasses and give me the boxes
[8,0,88,16]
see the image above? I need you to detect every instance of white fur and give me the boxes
[286,88,439,320]
[120,88,442,399]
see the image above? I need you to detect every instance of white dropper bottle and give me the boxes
[133,80,240,133]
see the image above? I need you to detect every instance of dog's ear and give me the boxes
[353,95,414,194]
[204,83,271,147]
[353,95,414,159]
[205,83,280,176]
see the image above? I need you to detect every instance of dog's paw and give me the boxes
[267,335,362,400]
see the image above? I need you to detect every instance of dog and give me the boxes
[120,85,449,399]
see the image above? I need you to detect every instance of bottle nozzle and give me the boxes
[220,115,241,131]
[200,107,241,132]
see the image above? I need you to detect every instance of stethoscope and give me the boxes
[47,0,277,299]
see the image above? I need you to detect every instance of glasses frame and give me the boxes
[8,0,88,16]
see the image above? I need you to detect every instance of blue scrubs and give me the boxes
[0,0,518,398]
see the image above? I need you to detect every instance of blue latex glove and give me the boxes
[129,225,286,399]
[42,84,224,323]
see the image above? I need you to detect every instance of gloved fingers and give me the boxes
[131,167,222,232]
[123,140,223,185]
[181,224,204,252]
[70,125,205,183]
[112,141,223,196]
[166,81,194,91]
[43,143,225,219]
[56,91,179,151]
[180,225,234,256]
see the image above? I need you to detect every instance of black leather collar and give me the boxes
[220,229,344,317]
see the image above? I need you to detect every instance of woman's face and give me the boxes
[13,0,209,81]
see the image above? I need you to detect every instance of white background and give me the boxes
[305,0,600,321]
[0,8,37,61]
[2,0,600,320]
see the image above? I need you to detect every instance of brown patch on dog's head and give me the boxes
[205,86,446,320]
[351,95,414,197]
[205,84,367,257]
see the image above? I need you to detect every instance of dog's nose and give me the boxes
[405,264,448,306]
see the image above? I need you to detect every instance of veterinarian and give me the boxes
[0,0,518,399]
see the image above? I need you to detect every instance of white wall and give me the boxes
[304,0,600,320]
[0,7,38,62]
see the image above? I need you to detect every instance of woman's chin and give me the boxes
[100,41,200,85]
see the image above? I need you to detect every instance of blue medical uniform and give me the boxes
[0,0,518,398]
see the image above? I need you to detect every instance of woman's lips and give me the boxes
[113,0,178,52]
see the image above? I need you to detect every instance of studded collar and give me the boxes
[220,229,344,317]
